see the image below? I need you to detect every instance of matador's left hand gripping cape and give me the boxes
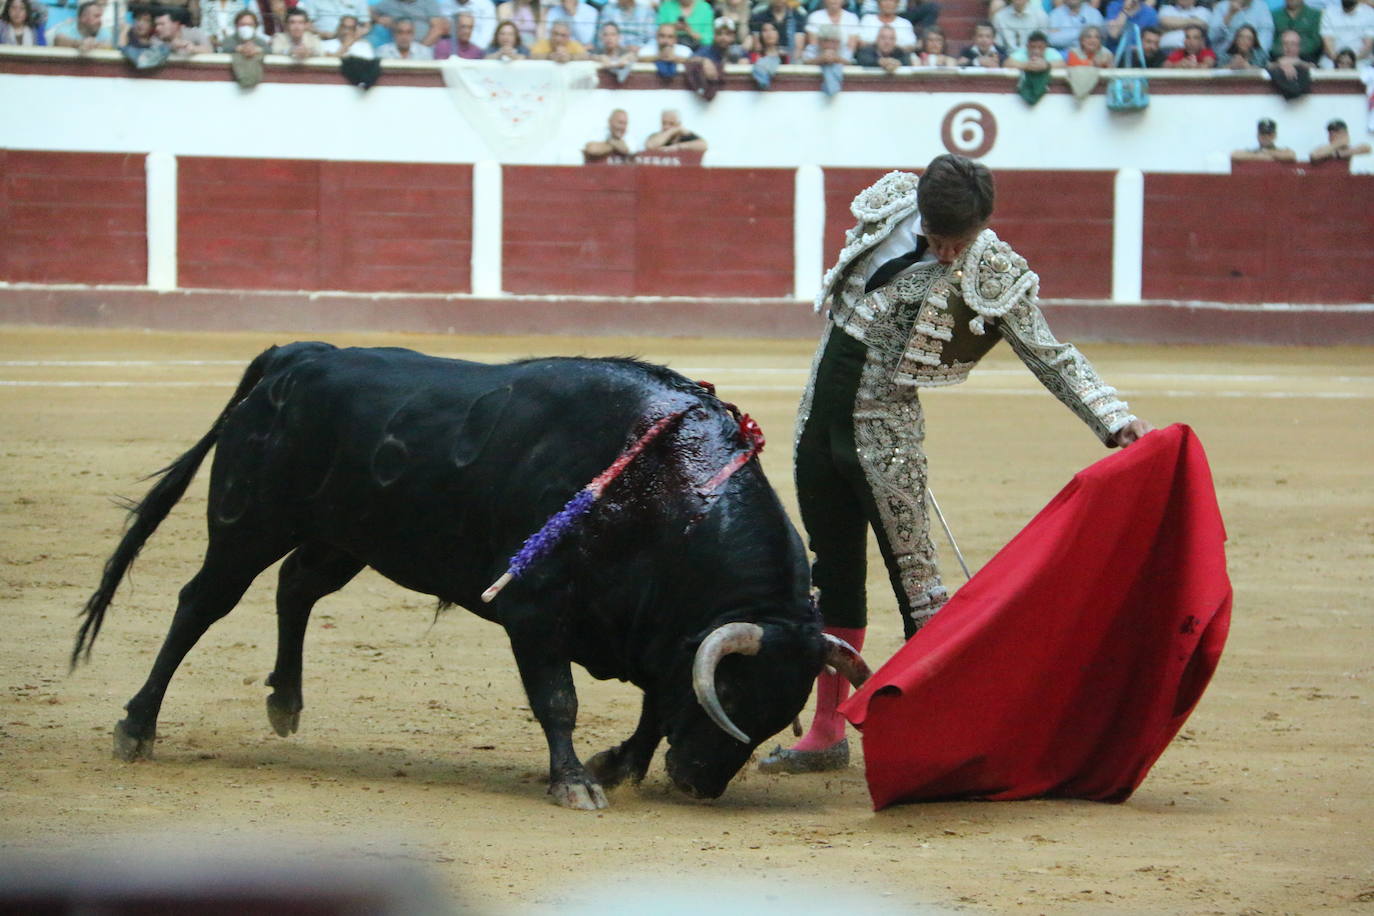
[815,171,1136,445]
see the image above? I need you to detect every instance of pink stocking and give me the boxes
[792,625,866,752]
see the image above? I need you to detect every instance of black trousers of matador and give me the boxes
[795,322,946,640]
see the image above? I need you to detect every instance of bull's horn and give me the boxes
[692,622,765,745]
[822,634,872,688]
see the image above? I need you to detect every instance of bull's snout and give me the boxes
[664,747,731,800]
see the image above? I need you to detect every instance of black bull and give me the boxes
[73,343,868,809]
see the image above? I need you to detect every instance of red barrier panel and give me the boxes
[178,158,472,293]
[503,166,794,297]
[0,150,146,285]
[823,167,1114,300]
[1143,172,1374,304]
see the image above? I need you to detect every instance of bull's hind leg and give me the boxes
[265,543,363,737]
[115,540,293,762]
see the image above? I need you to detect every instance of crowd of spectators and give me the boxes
[2,0,1370,84]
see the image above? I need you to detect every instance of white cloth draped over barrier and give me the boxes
[440,59,598,154]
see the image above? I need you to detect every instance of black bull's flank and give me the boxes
[73,344,870,809]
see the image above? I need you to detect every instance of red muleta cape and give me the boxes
[841,424,1230,809]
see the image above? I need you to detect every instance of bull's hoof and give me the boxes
[265,694,301,737]
[113,719,154,762]
[585,745,649,790]
[549,780,610,811]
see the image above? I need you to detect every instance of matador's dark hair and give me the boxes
[918,154,995,238]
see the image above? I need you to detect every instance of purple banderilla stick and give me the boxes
[480,408,688,603]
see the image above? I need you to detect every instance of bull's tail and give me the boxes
[71,346,282,670]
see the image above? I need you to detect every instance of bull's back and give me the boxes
[212,346,699,603]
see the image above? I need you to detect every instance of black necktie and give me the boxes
[864,236,929,293]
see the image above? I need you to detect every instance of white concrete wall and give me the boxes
[3,70,1369,172]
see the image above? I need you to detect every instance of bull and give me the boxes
[73,343,869,809]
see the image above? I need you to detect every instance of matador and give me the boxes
[760,155,1153,774]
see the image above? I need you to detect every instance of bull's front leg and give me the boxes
[585,691,661,790]
[505,623,608,811]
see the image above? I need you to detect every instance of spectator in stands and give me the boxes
[544,0,594,45]
[1310,118,1371,161]
[450,0,496,48]
[1222,23,1268,67]
[643,107,707,152]
[198,0,250,46]
[371,0,444,46]
[657,0,711,49]
[1156,0,1207,51]
[1165,23,1217,65]
[301,0,370,38]
[750,0,805,60]
[1048,0,1103,53]
[1008,28,1062,67]
[803,22,851,94]
[1267,27,1312,92]
[50,0,113,48]
[1232,118,1297,160]
[495,0,539,47]
[434,10,484,55]
[960,19,1006,66]
[583,108,632,160]
[529,18,587,57]
[377,14,434,54]
[1270,0,1320,62]
[994,0,1048,51]
[121,7,155,56]
[1136,24,1167,65]
[687,16,743,97]
[2,0,47,42]
[320,11,371,51]
[805,0,860,59]
[593,21,636,78]
[258,0,298,37]
[1210,0,1273,59]
[898,0,938,34]
[270,6,322,55]
[640,20,692,73]
[715,0,753,48]
[597,0,654,52]
[1319,0,1373,65]
[154,7,212,55]
[915,24,957,64]
[1332,46,1357,66]
[857,22,911,67]
[1105,0,1159,49]
[485,18,527,56]
[220,7,270,49]
[1067,24,1113,64]
[859,0,916,53]
[749,18,787,85]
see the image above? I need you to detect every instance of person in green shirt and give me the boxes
[1270,0,1320,62]
[657,0,712,48]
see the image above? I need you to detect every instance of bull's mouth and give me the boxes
[664,748,729,800]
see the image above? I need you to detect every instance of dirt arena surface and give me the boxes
[1,326,1370,914]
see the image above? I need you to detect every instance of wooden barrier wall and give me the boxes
[503,166,795,297]
[3,151,1373,307]
[0,150,146,286]
[1143,172,1374,304]
[178,158,473,293]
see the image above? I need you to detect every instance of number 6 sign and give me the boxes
[941,104,997,159]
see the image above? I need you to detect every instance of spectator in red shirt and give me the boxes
[1164,23,1216,66]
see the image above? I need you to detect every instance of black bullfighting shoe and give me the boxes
[756,738,850,774]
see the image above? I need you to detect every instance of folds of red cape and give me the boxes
[840,424,1231,810]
